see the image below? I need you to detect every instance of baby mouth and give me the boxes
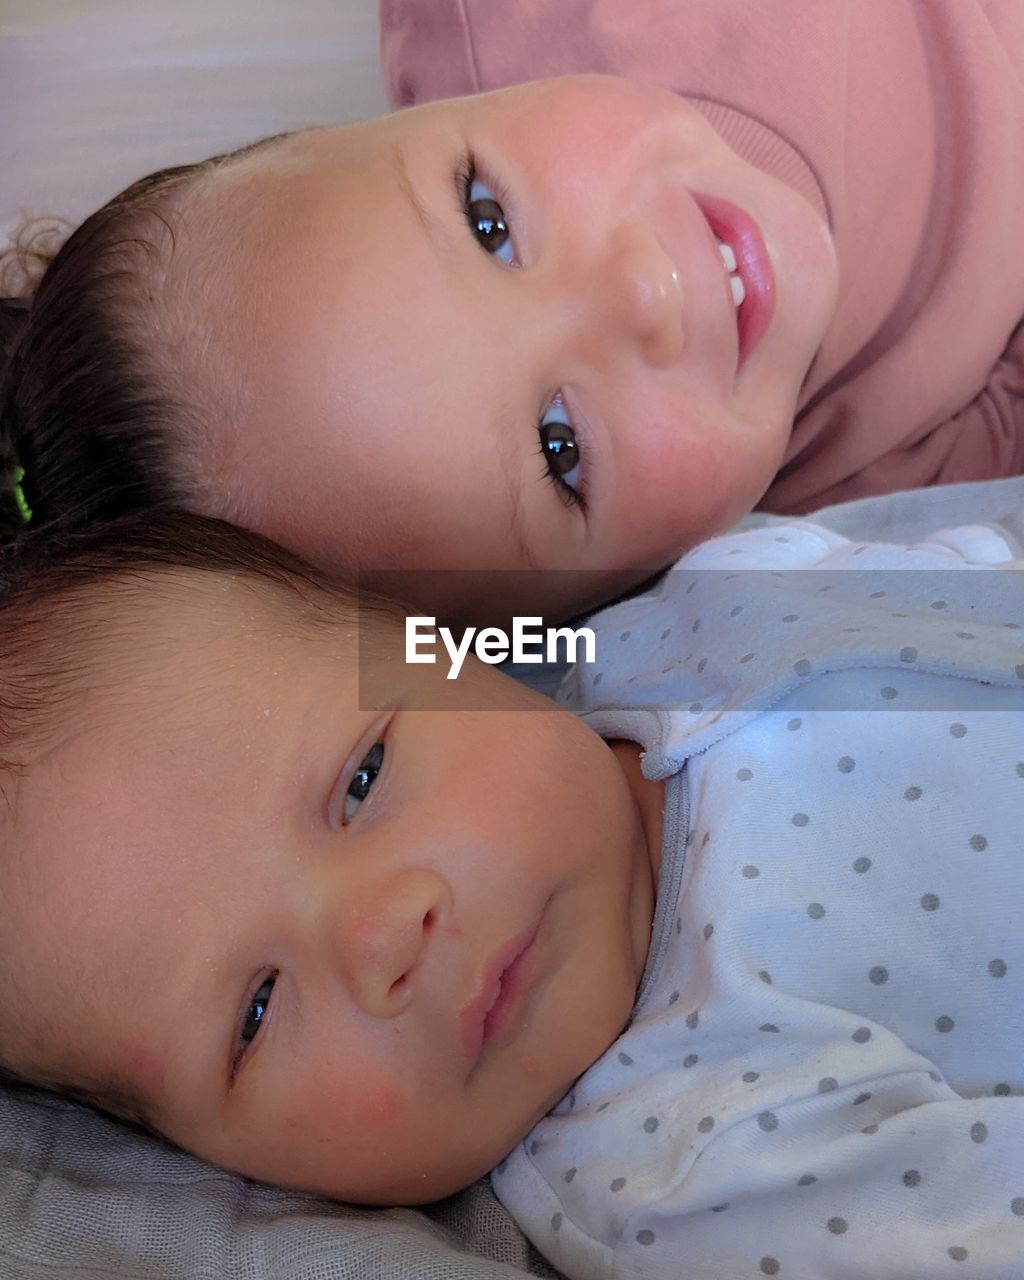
[715,236,746,308]
[461,921,541,1067]
[695,193,776,371]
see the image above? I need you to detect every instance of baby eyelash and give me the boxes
[454,151,475,217]
[454,150,517,242]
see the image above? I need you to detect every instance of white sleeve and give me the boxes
[899,516,1022,564]
[682,509,1023,571]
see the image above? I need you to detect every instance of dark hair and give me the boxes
[0,507,371,1139]
[0,131,299,544]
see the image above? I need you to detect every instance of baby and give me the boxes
[2,0,1023,624]
[1,504,1022,1279]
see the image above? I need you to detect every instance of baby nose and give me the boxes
[595,223,685,368]
[339,868,453,1019]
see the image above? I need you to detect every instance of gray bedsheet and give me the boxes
[0,1090,561,1278]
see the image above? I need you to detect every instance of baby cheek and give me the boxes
[638,424,756,549]
[118,1041,167,1097]
[360,1079,407,1126]
[298,1061,408,1143]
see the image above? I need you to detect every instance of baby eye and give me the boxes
[458,159,515,265]
[239,973,276,1055]
[342,742,385,825]
[538,395,584,509]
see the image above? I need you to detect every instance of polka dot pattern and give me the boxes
[504,526,1024,1280]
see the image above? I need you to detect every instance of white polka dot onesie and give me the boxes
[492,515,1024,1279]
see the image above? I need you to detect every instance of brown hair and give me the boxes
[0,131,298,543]
[0,507,371,1138]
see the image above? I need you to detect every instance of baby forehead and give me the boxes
[120,565,352,633]
[15,563,357,763]
[50,567,365,716]
[207,100,460,225]
[213,118,392,198]
[9,574,363,858]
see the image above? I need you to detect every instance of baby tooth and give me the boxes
[730,274,746,307]
[717,239,737,273]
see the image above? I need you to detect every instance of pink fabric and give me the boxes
[379,0,1024,512]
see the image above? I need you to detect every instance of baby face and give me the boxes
[199,74,838,621]
[5,578,658,1204]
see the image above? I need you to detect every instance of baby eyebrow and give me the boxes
[389,142,450,259]
[499,431,542,572]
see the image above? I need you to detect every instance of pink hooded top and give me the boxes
[380,0,1024,513]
